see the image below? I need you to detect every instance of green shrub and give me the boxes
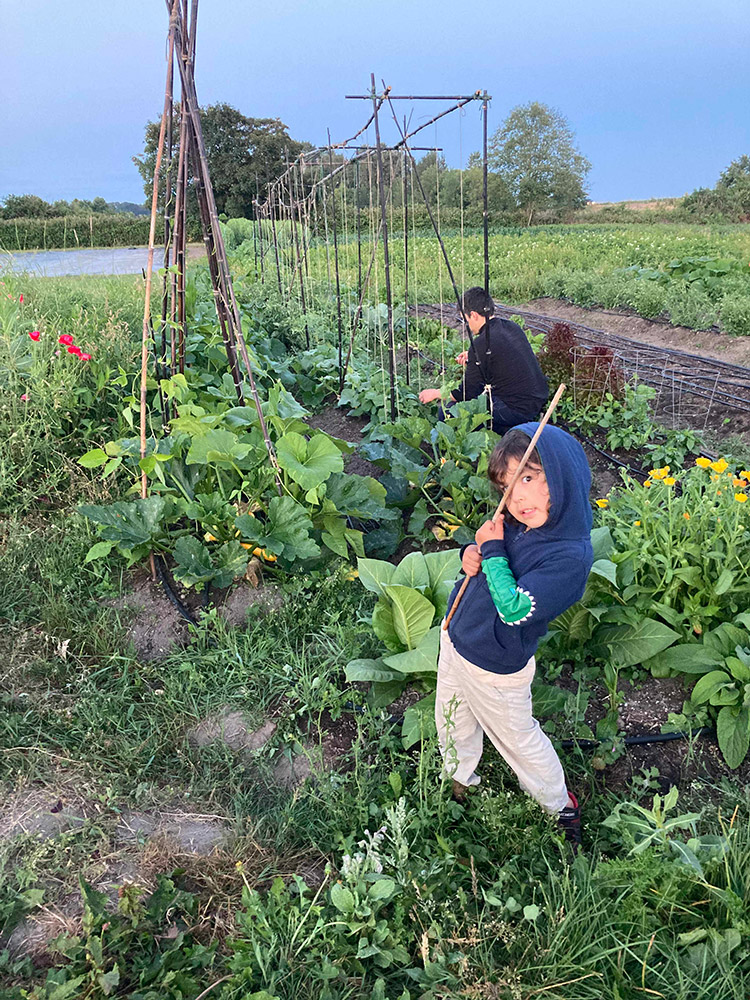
[665,285,718,330]
[0,214,202,250]
[626,280,667,319]
[720,294,750,336]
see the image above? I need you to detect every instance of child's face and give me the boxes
[497,458,550,528]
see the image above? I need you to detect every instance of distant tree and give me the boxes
[1,194,53,219]
[681,154,750,221]
[717,155,750,214]
[108,201,149,216]
[489,102,591,224]
[134,102,309,218]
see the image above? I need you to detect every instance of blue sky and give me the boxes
[2,0,748,205]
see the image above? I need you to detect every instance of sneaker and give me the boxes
[558,792,581,846]
[451,779,470,804]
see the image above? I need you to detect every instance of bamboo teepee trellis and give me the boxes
[139,0,281,524]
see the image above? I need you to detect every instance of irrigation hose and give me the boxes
[343,702,712,749]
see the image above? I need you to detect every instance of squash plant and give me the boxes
[360,396,499,543]
[79,373,397,585]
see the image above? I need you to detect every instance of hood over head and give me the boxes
[513,422,592,540]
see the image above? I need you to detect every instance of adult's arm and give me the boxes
[450,343,485,402]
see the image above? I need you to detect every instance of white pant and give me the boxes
[435,629,569,814]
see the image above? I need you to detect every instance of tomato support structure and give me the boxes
[256,78,492,423]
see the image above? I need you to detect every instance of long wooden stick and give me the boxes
[141,1,177,502]
[442,383,566,630]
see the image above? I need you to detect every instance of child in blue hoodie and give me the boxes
[437,422,593,841]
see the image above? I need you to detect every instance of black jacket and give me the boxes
[452,317,548,414]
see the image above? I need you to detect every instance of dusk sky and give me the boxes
[3,0,748,206]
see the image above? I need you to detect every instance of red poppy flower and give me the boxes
[19,295,24,304]
[80,352,92,361]
[28,330,41,341]
[59,334,74,345]
[67,345,82,356]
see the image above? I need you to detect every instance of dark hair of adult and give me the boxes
[488,428,542,491]
[461,287,495,318]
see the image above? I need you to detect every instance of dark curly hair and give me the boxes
[487,428,542,491]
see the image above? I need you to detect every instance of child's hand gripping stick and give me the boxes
[442,383,566,630]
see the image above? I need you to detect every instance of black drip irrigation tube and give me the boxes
[154,554,208,626]
[344,701,713,750]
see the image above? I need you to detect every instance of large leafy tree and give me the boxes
[133,102,308,218]
[681,155,750,221]
[489,102,591,224]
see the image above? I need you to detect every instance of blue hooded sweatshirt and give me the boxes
[446,422,594,674]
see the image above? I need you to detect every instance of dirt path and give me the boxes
[519,298,750,368]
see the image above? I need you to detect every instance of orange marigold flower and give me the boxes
[683,512,690,520]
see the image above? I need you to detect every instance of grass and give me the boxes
[2,268,750,998]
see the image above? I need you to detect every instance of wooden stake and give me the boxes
[442,384,566,630]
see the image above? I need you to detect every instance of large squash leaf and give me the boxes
[276,432,343,491]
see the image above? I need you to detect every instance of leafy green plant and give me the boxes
[598,458,750,635]
[28,876,215,999]
[346,549,461,746]
[646,614,750,767]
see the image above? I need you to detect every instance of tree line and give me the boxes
[4,101,749,228]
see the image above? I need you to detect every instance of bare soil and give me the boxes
[520,297,750,368]
[307,405,384,480]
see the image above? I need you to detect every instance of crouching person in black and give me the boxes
[418,287,548,435]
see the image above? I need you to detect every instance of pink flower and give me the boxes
[55,350,60,356]
[80,352,92,361]
[59,334,74,346]
[28,330,41,342]
[67,345,82,356]
[20,394,28,402]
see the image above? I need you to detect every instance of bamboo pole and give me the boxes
[371,72,396,422]
[443,384,566,630]
[171,3,281,490]
[482,91,490,294]
[141,2,177,508]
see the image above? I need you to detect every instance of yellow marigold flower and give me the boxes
[633,520,641,526]
[649,468,666,480]
[664,477,676,486]
[345,568,359,580]
[710,459,729,474]
[683,512,690,520]
[735,493,748,503]
[644,479,652,488]
[695,457,711,469]
[595,498,609,508]
[741,470,750,480]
